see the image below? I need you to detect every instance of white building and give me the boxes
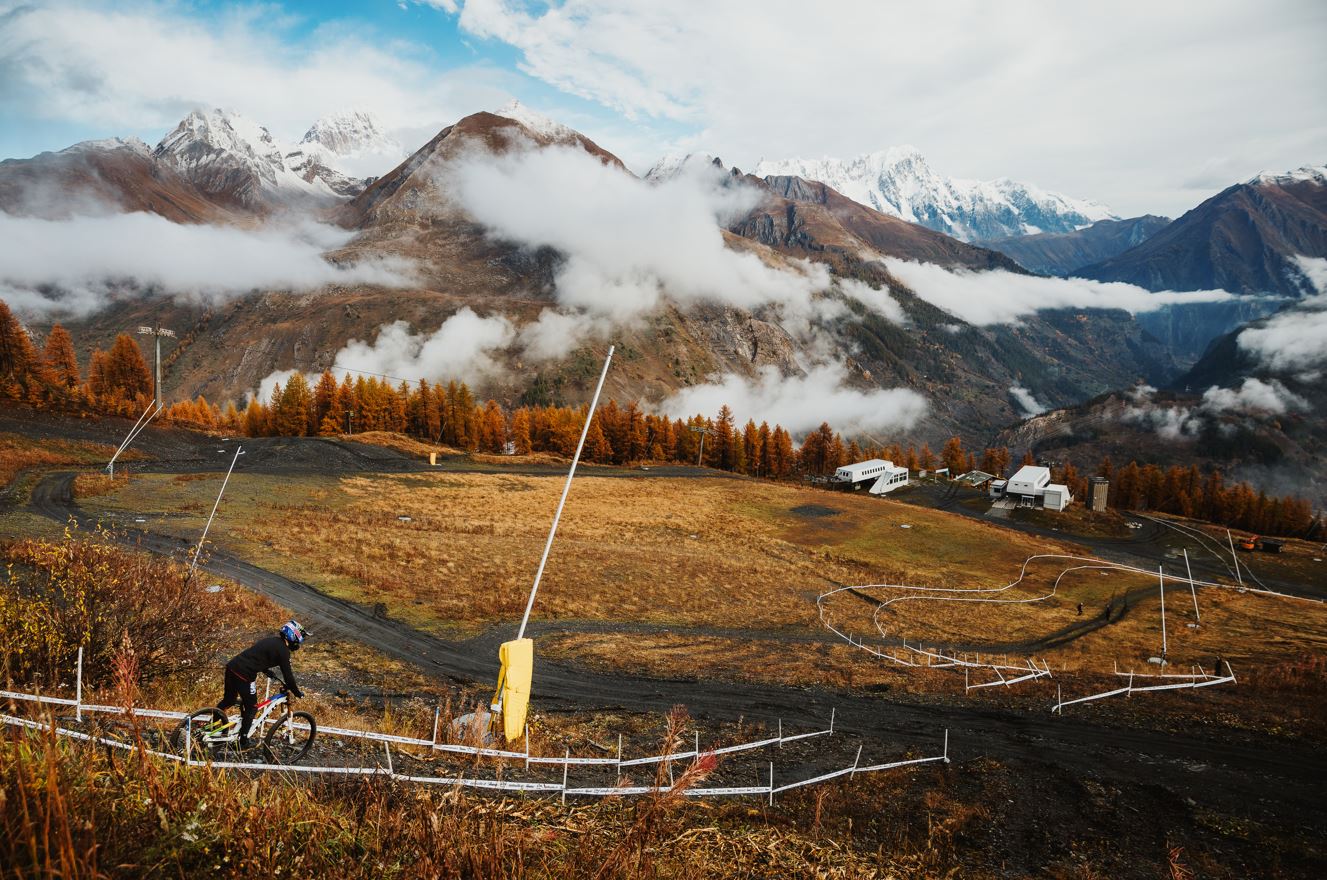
[1004,464,1072,511]
[834,459,910,493]
[1042,483,1072,511]
[868,463,910,495]
[834,459,892,485]
[1007,465,1050,497]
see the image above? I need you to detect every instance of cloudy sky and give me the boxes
[1,0,1324,217]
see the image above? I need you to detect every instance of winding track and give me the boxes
[23,468,1327,830]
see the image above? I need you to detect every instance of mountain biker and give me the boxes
[218,620,308,749]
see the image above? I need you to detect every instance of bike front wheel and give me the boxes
[263,711,316,765]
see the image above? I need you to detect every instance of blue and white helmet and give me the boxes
[280,620,307,650]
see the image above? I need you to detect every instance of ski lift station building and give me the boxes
[996,465,1073,511]
[834,459,910,495]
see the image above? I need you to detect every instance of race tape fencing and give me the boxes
[1052,661,1236,713]
[0,680,842,769]
[0,707,950,801]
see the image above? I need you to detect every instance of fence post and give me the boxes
[943,729,950,763]
[777,718,782,745]
[829,707,835,734]
[768,762,774,806]
[525,725,531,771]
[75,646,83,722]
[432,706,440,749]
[384,742,393,776]
[850,744,862,777]
[561,748,570,804]
[185,715,192,767]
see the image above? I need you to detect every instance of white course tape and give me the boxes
[1,711,949,800]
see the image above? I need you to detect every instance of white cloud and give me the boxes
[0,0,514,149]
[1009,386,1047,417]
[333,308,515,386]
[1237,257,1327,374]
[837,277,906,325]
[1200,378,1307,415]
[448,0,1327,216]
[881,259,1234,325]
[0,211,413,318]
[1120,378,1306,442]
[447,141,830,328]
[252,306,515,400]
[660,363,927,437]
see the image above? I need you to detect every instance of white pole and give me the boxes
[561,748,570,804]
[75,646,83,722]
[107,399,157,477]
[516,347,614,641]
[1226,530,1244,587]
[1183,548,1199,622]
[1158,566,1167,657]
[768,762,774,806]
[189,446,244,579]
[432,706,440,748]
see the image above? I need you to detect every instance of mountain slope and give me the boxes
[1077,165,1327,296]
[0,138,236,223]
[739,172,1021,270]
[754,147,1114,241]
[981,215,1171,276]
[9,107,1183,449]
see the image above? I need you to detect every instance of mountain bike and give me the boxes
[171,687,317,765]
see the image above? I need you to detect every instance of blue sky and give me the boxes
[1,1,1324,216]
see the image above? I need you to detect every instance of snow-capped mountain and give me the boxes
[1247,162,1327,187]
[493,99,578,142]
[284,109,404,193]
[300,109,396,156]
[154,108,340,209]
[754,147,1114,241]
[643,153,721,183]
[60,136,151,158]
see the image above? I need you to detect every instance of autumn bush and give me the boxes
[0,526,257,689]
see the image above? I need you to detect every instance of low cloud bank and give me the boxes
[882,259,1234,326]
[660,363,927,437]
[256,307,515,399]
[1009,385,1047,417]
[1237,256,1327,376]
[1122,379,1307,440]
[0,211,413,318]
[447,142,835,330]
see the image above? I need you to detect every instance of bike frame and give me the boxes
[199,692,291,744]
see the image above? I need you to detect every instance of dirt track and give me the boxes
[25,466,1327,843]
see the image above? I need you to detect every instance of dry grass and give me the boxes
[71,471,128,498]
[69,469,1327,733]
[347,431,464,458]
[0,432,139,489]
[217,472,1074,636]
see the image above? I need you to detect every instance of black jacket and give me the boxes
[226,635,303,697]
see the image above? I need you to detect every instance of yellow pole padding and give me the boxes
[497,638,534,743]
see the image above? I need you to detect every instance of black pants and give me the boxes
[218,665,258,739]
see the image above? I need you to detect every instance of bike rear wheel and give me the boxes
[263,711,316,765]
[171,707,228,758]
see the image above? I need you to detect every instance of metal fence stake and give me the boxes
[768,762,774,806]
[561,748,570,804]
[75,647,83,722]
